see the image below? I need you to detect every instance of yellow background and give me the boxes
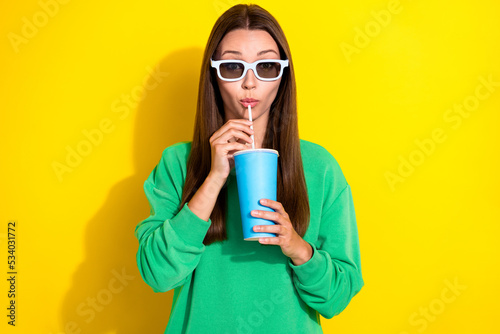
[1,0,499,333]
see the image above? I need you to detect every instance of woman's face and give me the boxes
[214,29,282,122]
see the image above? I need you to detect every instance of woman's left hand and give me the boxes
[251,199,313,265]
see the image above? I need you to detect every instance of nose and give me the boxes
[242,68,257,89]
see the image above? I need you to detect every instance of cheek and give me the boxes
[218,82,237,103]
[266,82,281,101]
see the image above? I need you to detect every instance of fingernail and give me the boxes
[254,226,261,231]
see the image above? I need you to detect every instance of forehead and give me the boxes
[218,29,279,54]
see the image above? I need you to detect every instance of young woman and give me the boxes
[135,4,364,333]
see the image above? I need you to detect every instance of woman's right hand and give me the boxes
[209,119,254,182]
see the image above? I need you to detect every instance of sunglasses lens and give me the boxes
[256,62,281,79]
[220,62,244,79]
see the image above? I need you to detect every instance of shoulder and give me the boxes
[147,141,191,187]
[160,141,192,166]
[299,139,349,200]
[299,139,347,182]
[299,139,335,159]
[161,140,191,155]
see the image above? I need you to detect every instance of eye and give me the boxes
[258,62,277,72]
[222,63,243,72]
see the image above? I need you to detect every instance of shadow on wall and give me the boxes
[59,47,203,334]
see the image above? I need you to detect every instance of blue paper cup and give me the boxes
[233,148,279,241]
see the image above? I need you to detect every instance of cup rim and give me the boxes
[233,148,279,157]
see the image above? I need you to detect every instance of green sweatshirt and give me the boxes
[134,139,364,333]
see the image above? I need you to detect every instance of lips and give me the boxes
[240,98,259,108]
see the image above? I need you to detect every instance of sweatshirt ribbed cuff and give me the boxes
[168,202,212,245]
[288,242,326,286]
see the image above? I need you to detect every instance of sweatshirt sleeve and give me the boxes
[134,147,212,293]
[287,183,364,319]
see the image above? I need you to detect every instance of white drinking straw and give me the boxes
[248,105,255,149]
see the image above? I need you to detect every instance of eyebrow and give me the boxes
[220,49,279,57]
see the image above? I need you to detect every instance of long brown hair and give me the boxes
[179,4,310,245]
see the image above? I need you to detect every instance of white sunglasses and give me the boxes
[210,58,289,82]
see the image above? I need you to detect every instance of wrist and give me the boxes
[291,241,313,266]
[206,172,227,191]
